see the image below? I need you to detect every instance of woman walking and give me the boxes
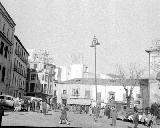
[42,99,47,115]
[111,107,117,127]
[59,104,70,125]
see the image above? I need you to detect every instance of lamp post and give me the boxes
[145,49,152,79]
[90,35,100,110]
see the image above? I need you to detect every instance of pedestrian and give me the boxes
[59,104,70,125]
[27,99,30,111]
[148,114,154,128]
[40,100,42,113]
[14,98,19,112]
[111,107,117,127]
[42,99,47,115]
[133,110,139,128]
[32,100,35,112]
[89,105,92,116]
[106,106,111,119]
[140,112,146,125]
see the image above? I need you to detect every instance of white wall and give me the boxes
[56,82,141,105]
[149,80,160,105]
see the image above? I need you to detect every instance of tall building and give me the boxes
[27,49,56,99]
[0,2,16,95]
[9,35,29,97]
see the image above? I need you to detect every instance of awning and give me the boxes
[67,98,91,105]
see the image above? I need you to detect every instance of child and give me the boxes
[0,106,4,126]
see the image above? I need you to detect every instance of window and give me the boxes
[6,97,11,100]
[7,29,9,38]
[109,91,115,103]
[26,83,29,92]
[1,67,5,82]
[0,65,1,70]
[0,96,4,99]
[44,65,46,69]
[0,42,4,55]
[50,76,52,82]
[4,46,8,58]
[15,77,16,85]
[45,75,48,81]
[42,75,44,81]
[12,73,14,84]
[34,64,37,69]
[30,83,35,92]
[136,94,141,99]
[72,88,80,96]
[85,90,90,98]
[63,90,67,94]
[54,90,57,97]
[31,74,36,80]
[2,24,5,33]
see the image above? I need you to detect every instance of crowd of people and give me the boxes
[0,98,159,127]
[13,97,50,115]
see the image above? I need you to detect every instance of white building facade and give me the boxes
[55,78,148,108]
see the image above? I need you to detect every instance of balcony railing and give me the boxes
[61,94,68,99]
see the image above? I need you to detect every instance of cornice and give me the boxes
[0,2,16,28]
[0,31,12,46]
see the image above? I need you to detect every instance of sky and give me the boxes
[1,0,160,75]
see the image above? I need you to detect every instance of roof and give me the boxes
[59,78,149,86]
[14,35,29,55]
[60,78,112,85]
[0,2,16,27]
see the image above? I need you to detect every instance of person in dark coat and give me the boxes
[0,106,4,126]
[32,100,35,112]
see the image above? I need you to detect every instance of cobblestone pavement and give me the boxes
[1,110,159,128]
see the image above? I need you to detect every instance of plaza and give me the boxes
[1,110,159,128]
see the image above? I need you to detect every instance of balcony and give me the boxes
[13,67,17,71]
[61,94,68,99]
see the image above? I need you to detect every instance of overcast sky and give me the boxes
[1,0,160,75]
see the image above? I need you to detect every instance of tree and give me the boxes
[116,63,144,111]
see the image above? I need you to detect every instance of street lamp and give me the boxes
[145,49,152,79]
[90,35,100,109]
